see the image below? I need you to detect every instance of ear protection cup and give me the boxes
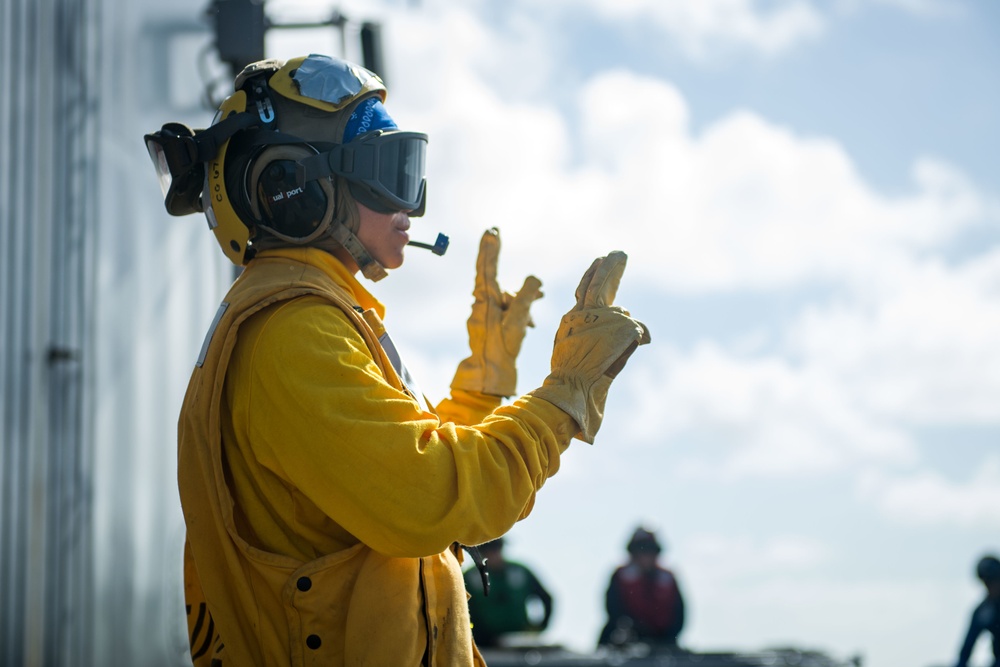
[246,144,336,244]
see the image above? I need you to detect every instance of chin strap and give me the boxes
[329,222,387,282]
[325,175,388,282]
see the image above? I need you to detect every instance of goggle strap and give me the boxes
[298,144,384,186]
[240,128,312,147]
[192,112,262,162]
[296,151,333,185]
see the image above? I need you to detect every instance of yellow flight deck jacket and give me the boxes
[177,247,575,666]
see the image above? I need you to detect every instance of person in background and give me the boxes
[598,527,685,649]
[955,554,1000,667]
[464,537,554,647]
[145,53,649,666]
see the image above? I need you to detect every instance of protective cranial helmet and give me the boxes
[627,527,663,555]
[144,54,428,281]
[977,555,1000,583]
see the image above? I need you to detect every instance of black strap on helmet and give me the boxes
[193,111,262,161]
[144,111,263,216]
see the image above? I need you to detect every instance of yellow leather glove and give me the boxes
[528,251,650,443]
[450,228,543,398]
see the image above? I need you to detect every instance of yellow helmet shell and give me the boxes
[204,90,252,265]
[204,55,389,266]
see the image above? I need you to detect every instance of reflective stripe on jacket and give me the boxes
[178,247,574,666]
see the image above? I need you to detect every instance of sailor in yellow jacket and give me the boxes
[146,54,649,666]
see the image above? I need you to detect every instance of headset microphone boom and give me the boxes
[407,233,450,256]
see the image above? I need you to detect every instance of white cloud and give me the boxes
[299,8,997,301]
[569,70,994,294]
[621,342,918,479]
[859,455,1000,527]
[545,0,826,60]
[611,245,1000,478]
[387,62,995,298]
[787,249,1000,423]
[354,0,826,61]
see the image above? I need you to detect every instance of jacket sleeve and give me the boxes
[228,296,576,559]
[527,567,554,629]
[435,388,503,427]
[956,601,988,667]
[671,573,686,639]
[598,569,626,645]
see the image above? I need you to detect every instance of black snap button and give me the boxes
[296,576,312,592]
[306,634,322,650]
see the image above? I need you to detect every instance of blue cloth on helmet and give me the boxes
[343,98,397,143]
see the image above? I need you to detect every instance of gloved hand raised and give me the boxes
[528,251,650,443]
[450,228,544,398]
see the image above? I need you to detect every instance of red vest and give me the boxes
[614,564,680,636]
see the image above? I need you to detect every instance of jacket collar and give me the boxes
[254,247,386,319]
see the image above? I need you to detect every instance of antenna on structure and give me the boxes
[204,0,387,84]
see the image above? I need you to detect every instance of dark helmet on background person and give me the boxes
[144,53,428,281]
[976,554,1000,583]
[627,527,663,556]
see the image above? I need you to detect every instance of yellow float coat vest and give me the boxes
[178,248,573,666]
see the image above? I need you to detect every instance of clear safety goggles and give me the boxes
[297,130,428,214]
[144,112,259,216]
[144,123,206,216]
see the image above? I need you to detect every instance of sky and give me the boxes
[260,1,1000,665]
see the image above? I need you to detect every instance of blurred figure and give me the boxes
[598,527,685,648]
[955,554,1000,667]
[464,537,554,647]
